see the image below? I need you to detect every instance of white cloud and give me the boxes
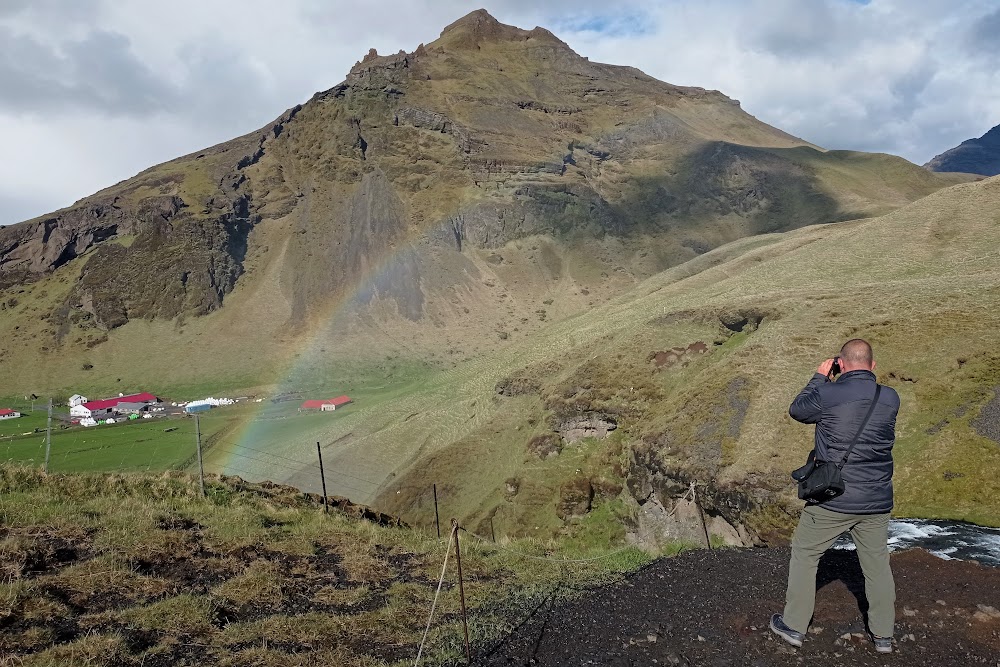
[1,0,999,225]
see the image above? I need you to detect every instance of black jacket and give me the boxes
[789,370,899,514]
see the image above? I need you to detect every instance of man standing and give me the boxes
[770,339,900,654]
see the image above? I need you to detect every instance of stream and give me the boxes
[833,518,1000,566]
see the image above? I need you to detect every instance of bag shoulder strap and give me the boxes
[836,384,882,470]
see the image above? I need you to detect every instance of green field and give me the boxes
[0,410,49,438]
[0,409,238,474]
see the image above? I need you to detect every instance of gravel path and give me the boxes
[480,547,1000,666]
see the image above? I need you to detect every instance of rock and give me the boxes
[903,606,917,616]
[556,413,617,444]
[504,478,520,497]
[556,476,593,519]
[496,376,541,397]
[527,433,562,459]
[975,604,1000,618]
[591,476,623,499]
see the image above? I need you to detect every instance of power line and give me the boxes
[213,448,374,496]
[224,442,381,486]
[215,447,309,473]
[222,442,315,467]
[207,460,371,498]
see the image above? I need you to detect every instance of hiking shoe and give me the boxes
[870,633,893,654]
[769,614,804,648]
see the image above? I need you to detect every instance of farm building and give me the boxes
[70,392,160,419]
[184,403,212,414]
[115,402,148,415]
[300,396,353,412]
[0,409,21,420]
[68,394,89,407]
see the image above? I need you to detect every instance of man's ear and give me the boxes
[871,360,877,371]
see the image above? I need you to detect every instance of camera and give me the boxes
[830,357,842,376]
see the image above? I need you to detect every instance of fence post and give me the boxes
[195,413,205,497]
[317,442,329,514]
[43,398,52,473]
[693,482,712,550]
[452,519,471,664]
[433,483,441,538]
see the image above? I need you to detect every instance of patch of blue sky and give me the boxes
[550,11,655,38]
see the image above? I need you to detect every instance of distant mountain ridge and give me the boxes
[925,123,1000,176]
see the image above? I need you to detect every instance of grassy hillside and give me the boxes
[7,175,997,549]
[205,174,1000,541]
[0,465,650,666]
[4,172,997,551]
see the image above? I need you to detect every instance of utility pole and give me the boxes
[195,413,205,497]
[43,398,52,473]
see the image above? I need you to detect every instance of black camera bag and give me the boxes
[792,385,881,503]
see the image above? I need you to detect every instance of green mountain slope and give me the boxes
[0,10,968,397]
[209,175,1000,544]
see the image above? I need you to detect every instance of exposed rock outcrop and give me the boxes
[925,123,1000,176]
[556,475,593,520]
[557,414,618,444]
[627,442,787,547]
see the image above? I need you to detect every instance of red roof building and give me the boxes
[74,393,160,416]
[300,396,352,411]
[83,392,157,410]
[0,408,20,419]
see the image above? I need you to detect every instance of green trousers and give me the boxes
[783,505,895,638]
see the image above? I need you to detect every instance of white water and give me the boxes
[833,519,1000,566]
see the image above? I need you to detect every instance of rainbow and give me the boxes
[211,212,457,494]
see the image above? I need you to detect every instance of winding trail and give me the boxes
[481,547,1000,666]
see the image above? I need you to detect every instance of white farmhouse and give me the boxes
[68,394,89,407]
[70,404,93,419]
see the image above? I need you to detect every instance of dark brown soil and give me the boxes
[479,547,1000,666]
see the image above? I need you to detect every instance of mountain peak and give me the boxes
[435,8,568,50]
[925,122,1000,177]
[441,8,501,34]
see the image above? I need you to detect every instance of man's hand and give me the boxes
[817,358,837,376]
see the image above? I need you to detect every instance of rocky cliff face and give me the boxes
[925,123,1000,176]
[0,107,297,331]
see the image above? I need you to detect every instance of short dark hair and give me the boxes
[840,338,873,366]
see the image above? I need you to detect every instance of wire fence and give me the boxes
[2,399,718,667]
[0,399,384,501]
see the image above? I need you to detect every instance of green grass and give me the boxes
[1,411,236,474]
[0,464,662,666]
[0,411,48,438]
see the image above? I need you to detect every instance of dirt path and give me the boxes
[480,547,1000,666]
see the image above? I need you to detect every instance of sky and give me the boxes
[1,0,999,226]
